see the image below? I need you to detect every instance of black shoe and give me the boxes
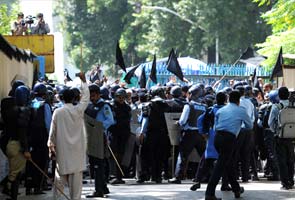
[33,188,46,195]
[168,177,181,184]
[280,185,290,190]
[267,176,279,181]
[86,191,104,198]
[234,187,244,198]
[251,175,260,181]
[25,188,32,195]
[190,182,201,191]
[205,195,222,200]
[136,179,146,184]
[221,185,232,191]
[155,179,162,184]
[103,186,110,194]
[110,178,125,185]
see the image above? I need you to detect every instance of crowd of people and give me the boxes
[0,71,294,200]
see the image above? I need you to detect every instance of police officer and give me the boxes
[166,86,187,111]
[258,90,279,181]
[26,83,52,195]
[169,84,207,184]
[205,90,252,200]
[3,85,31,200]
[109,88,131,184]
[233,85,255,182]
[139,86,170,183]
[268,87,295,190]
[85,84,114,197]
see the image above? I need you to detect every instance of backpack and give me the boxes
[277,103,295,139]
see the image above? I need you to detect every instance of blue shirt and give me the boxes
[240,96,255,127]
[95,99,115,131]
[214,103,253,137]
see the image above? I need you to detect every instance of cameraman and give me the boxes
[31,13,50,35]
[11,12,28,35]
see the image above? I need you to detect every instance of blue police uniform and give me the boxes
[205,102,252,198]
[85,98,114,196]
[173,100,207,181]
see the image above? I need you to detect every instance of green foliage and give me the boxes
[54,0,270,73]
[0,1,19,35]
[254,0,295,68]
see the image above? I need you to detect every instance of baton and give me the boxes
[29,159,71,200]
[107,144,125,177]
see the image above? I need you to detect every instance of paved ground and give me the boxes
[1,178,295,200]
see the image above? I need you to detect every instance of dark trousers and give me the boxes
[25,148,48,190]
[206,131,241,196]
[194,155,216,182]
[175,130,206,179]
[275,138,295,187]
[110,132,129,180]
[233,129,253,181]
[145,133,170,182]
[89,155,106,193]
[264,130,279,176]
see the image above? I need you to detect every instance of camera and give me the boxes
[20,19,26,26]
[25,15,35,24]
[75,72,81,77]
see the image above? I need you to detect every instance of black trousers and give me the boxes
[145,132,170,182]
[110,132,129,180]
[25,148,48,190]
[175,130,206,179]
[89,155,106,193]
[206,131,241,196]
[275,138,295,187]
[264,130,279,176]
[233,129,254,181]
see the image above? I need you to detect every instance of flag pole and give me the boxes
[212,58,240,88]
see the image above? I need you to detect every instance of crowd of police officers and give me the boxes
[0,73,294,200]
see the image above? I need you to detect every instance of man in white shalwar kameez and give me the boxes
[48,73,89,200]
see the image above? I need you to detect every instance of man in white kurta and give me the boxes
[48,73,89,200]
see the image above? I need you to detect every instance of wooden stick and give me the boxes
[212,59,240,88]
[107,144,125,177]
[29,159,71,200]
[80,42,83,70]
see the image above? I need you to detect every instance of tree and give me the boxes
[0,1,19,35]
[254,0,295,68]
[54,0,270,73]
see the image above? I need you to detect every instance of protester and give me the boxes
[47,72,89,200]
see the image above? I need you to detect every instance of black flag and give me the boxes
[239,47,267,66]
[124,64,140,84]
[149,54,157,84]
[166,48,184,81]
[252,67,264,100]
[166,48,174,65]
[270,47,283,81]
[115,40,126,72]
[139,66,146,88]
